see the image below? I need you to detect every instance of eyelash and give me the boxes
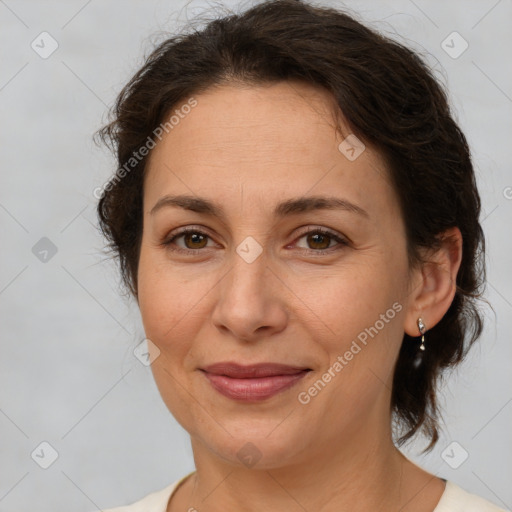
[160,226,349,256]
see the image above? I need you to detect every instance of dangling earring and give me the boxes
[417,317,426,351]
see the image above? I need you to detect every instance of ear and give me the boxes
[403,227,463,337]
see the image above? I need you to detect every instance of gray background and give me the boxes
[1,0,511,511]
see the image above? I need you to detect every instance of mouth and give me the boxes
[199,362,312,401]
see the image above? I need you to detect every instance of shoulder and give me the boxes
[99,472,194,512]
[435,481,510,512]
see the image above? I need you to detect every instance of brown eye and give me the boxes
[306,232,332,250]
[294,228,348,254]
[182,231,208,249]
[162,228,213,253]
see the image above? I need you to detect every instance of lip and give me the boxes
[200,362,311,402]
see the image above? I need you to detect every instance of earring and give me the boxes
[417,317,426,351]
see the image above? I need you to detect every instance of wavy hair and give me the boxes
[95,0,486,450]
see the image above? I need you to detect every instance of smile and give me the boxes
[199,362,312,401]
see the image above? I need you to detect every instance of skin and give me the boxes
[136,80,463,512]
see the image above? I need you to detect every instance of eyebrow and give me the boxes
[150,194,369,219]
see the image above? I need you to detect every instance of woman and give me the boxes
[95,0,507,510]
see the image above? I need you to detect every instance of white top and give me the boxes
[100,472,509,512]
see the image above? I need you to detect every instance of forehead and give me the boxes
[144,81,395,219]
[151,81,340,159]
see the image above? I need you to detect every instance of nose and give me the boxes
[211,247,288,342]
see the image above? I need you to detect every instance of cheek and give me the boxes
[137,247,210,344]
[137,251,206,430]
[304,257,407,400]
[304,262,402,337]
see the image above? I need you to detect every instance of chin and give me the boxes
[198,425,312,470]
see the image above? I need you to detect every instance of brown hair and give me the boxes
[95,0,485,450]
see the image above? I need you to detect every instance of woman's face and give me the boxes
[137,81,417,468]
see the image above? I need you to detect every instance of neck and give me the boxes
[178,423,415,512]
